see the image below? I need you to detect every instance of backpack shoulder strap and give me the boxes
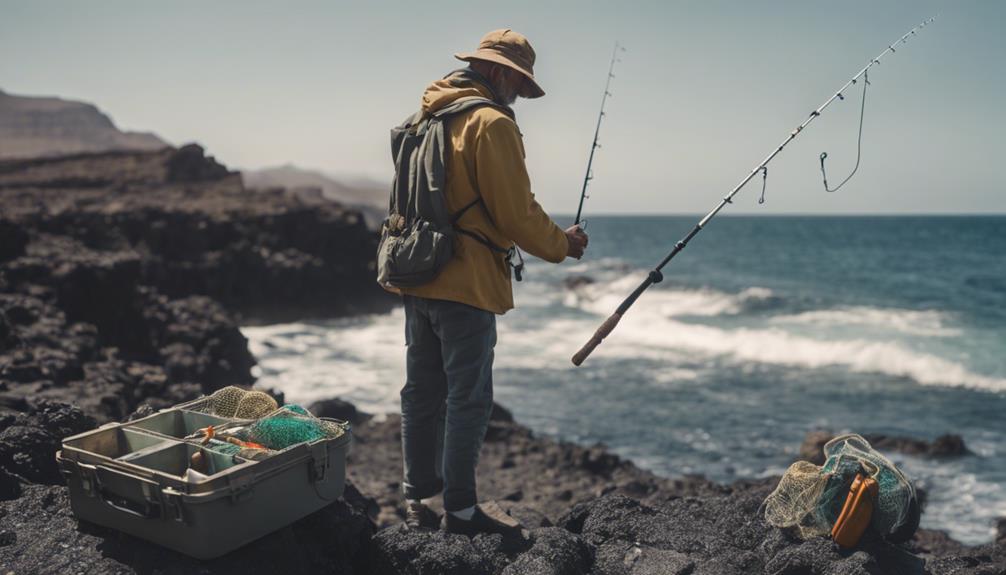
[431,96,513,121]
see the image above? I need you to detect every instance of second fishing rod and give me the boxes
[571,17,937,366]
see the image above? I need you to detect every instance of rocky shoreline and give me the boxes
[1,147,1003,574]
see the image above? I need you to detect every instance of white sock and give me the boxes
[449,505,476,520]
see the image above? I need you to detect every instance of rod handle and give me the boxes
[571,312,622,366]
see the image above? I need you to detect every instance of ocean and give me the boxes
[243,215,1006,545]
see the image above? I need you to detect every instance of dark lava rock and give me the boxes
[0,467,21,500]
[0,219,28,263]
[490,402,514,423]
[0,480,376,574]
[0,400,95,484]
[563,275,596,290]
[928,434,970,457]
[311,397,371,425]
[799,431,970,465]
[558,488,935,575]
[799,430,835,465]
[1,146,395,324]
[370,524,496,575]
[166,143,232,183]
[500,527,593,575]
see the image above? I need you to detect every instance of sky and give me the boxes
[2,0,1003,215]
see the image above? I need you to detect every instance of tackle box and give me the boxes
[56,396,352,559]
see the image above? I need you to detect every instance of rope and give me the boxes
[820,70,869,193]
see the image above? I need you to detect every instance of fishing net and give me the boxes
[763,433,916,540]
[193,386,279,419]
[236,405,346,451]
[821,434,916,536]
[235,391,279,419]
[763,460,833,539]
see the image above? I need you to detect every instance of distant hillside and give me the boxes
[243,164,387,228]
[0,88,168,159]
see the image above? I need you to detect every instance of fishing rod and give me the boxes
[574,41,626,227]
[572,17,937,366]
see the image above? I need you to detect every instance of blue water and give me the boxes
[243,215,1006,544]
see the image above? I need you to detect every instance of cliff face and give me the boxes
[0,144,395,322]
[0,143,395,422]
[0,89,168,159]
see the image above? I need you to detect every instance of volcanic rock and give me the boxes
[798,430,970,465]
[310,397,371,425]
[0,481,376,574]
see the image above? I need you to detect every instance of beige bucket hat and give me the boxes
[454,28,545,99]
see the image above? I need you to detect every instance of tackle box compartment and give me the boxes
[57,404,351,559]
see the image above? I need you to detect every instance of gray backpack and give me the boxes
[377,90,524,289]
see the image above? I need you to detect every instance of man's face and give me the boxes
[490,66,522,106]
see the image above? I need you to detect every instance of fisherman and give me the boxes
[391,29,589,536]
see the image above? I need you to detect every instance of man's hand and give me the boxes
[565,225,589,260]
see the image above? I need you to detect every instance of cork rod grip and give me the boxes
[571,313,623,366]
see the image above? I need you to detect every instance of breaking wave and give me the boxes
[562,273,1005,392]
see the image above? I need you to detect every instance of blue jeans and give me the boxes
[400,295,496,512]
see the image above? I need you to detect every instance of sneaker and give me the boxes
[444,501,522,537]
[405,501,440,530]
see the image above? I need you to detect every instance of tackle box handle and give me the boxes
[76,461,167,520]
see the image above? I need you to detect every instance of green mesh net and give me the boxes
[763,433,916,541]
[236,405,346,451]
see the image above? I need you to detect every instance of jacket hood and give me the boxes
[421,69,502,115]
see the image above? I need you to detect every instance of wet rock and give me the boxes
[799,430,834,465]
[798,431,970,465]
[490,402,514,422]
[563,275,596,290]
[928,434,970,457]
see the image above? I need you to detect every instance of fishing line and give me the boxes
[820,70,870,193]
[571,17,937,367]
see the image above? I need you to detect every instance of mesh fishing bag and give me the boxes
[763,433,919,542]
[188,386,279,420]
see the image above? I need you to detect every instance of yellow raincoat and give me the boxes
[393,74,569,314]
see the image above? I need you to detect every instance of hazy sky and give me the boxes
[2,1,1003,214]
